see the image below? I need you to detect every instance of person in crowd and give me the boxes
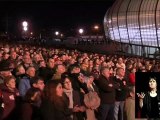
[18,66,36,97]
[67,64,88,101]
[0,60,12,84]
[40,80,79,120]
[128,67,136,85]
[20,88,42,120]
[1,75,19,120]
[137,77,160,119]
[20,54,32,70]
[38,58,55,84]
[61,74,86,120]
[98,67,118,120]
[14,64,26,88]
[0,89,3,120]
[52,64,66,80]
[7,51,18,69]
[124,85,135,120]
[116,57,126,71]
[84,74,100,120]
[113,67,128,120]
[32,54,42,71]
[31,76,45,91]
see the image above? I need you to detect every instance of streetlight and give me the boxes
[94,25,99,30]
[22,21,28,27]
[60,34,63,37]
[22,21,28,32]
[23,26,28,31]
[55,31,59,36]
[21,21,28,38]
[79,28,84,35]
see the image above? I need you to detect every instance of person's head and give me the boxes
[118,57,123,64]
[47,58,55,69]
[127,85,135,98]
[149,77,157,90]
[61,75,72,90]
[3,53,9,60]
[100,67,110,79]
[94,58,100,65]
[54,64,66,74]
[69,64,81,74]
[101,61,108,67]
[4,75,16,90]
[16,65,25,75]
[39,60,46,68]
[44,81,63,102]
[116,67,125,77]
[0,61,12,77]
[23,54,31,64]
[26,66,36,78]
[10,51,17,60]
[80,63,88,71]
[85,74,94,85]
[33,54,41,63]
[130,67,136,73]
[31,77,45,91]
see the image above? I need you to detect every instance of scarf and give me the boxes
[63,89,73,109]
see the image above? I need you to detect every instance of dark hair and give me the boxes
[61,73,71,87]
[43,80,62,103]
[4,75,15,84]
[127,85,135,97]
[149,77,157,81]
[68,64,80,73]
[30,76,44,85]
[100,67,110,74]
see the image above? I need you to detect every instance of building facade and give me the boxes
[104,0,160,58]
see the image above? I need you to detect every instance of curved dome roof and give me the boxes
[104,0,160,47]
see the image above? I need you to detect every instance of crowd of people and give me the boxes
[0,42,159,120]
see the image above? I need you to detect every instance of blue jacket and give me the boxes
[18,76,31,97]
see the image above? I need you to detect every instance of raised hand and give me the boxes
[137,92,145,99]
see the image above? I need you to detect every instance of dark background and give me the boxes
[0,0,115,36]
[135,72,160,93]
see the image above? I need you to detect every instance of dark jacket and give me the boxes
[141,91,160,118]
[21,102,42,120]
[113,76,128,101]
[40,99,55,120]
[69,73,88,94]
[0,90,3,120]
[69,90,85,120]
[38,67,55,84]
[98,75,118,104]
[40,94,72,120]
[54,94,73,120]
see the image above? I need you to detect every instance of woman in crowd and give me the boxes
[1,75,19,120]
[40,80,79,120]
[137,77,160,119]
[61,74,86,120]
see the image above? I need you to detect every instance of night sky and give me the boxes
[0,0,115,36]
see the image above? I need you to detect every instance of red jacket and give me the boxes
[129,73,135,85]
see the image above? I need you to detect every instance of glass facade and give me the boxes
[104,0,160,57]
